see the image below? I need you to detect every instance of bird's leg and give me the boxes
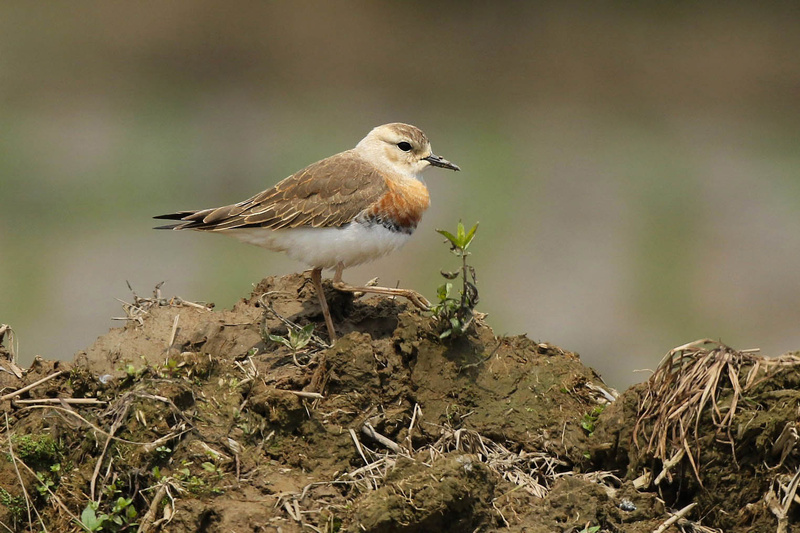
[332,262,432,311]
[311,267,337,342]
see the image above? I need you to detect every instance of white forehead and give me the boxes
[361,123,430,148]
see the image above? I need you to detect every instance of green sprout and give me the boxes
[580,405,606,435]
[268,323,316,366]
[79,497,137,532]
[0,487,25,523]
[268,323,314,352]
[432,221,479,339]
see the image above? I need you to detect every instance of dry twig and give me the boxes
[766,467,800,533]
[0,370,64,401]
[137,481,173,533]
[113,282,211,324]
[652,502,696,533]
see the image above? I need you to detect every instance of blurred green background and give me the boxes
[2,2,799,389]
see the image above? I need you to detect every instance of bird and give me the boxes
[155,123,460,342]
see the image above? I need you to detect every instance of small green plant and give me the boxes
[269,323,316,366]
[174,461,211,494]
[154,446,172,460]
[79,497,137,532]
[117,362,144,380]
[10,434,59,467]
[163,357,180,375]
[108,497,137,528]
[432,221,479,338]
[35,472,55,498]
[0,487,26,523]
[201,461,219,474]
[580,405,606,435]
[269,323,314,352]
[80,502,105,532]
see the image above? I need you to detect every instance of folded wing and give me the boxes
[155,152,389,231]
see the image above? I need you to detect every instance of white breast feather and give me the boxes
[223,222,412,269]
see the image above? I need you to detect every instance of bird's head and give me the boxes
[355,123,460,179]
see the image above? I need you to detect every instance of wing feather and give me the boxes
[154,151,389,231]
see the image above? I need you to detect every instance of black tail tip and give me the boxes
[153,212,188,221]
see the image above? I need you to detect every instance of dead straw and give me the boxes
[0,370,64,401]
[634,340,760,483]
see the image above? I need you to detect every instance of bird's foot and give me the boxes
[333,281,431,311]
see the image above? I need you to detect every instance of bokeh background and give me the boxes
[2,2,799,390]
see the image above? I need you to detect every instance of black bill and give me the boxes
[423,154,460,171]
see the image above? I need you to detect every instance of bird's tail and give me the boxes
[153,211,197,230]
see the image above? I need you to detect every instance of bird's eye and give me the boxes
[397,141,412,152]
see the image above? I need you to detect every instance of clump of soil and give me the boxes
[1,274,799,532]
[593,341,800,533]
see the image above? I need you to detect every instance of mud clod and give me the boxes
[2,276,799,532]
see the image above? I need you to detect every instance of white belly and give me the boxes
[222,222,412,269]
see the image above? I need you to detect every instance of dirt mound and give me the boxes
[593,341,800,533]
[1,275,799,532]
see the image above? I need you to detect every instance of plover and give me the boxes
[155,123,460,341]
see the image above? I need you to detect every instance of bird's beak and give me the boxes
[423,154,460,171]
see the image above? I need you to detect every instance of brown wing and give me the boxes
[155,151,389,231]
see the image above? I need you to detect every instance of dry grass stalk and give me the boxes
[0,370,64,401]
[136,481,171,533]
[275,405,621,528]
[635,340,800,486]
[766,467,800,533]
[634,340,757,483]
[91,393,137,500]
[11,398,105,405]
[429,426,566,498]
[770,422,799,468]
[362,422,404,454]
[0,324,23,379]
[345,428,398,492]
[113,282,212,325]
[585,381,619,404]
[674,520,723,533]
[652,502,696,533]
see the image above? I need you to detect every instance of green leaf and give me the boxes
[437,283,452,301]
[201,462,217,473]
[463,222,479,250]
[436,228,458,246]
[293,324,315,349]
[112,497,132,514]
[456,221,466,244]
[81,503,105,531]
[268,334,292,348]
[126,505,138,520]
